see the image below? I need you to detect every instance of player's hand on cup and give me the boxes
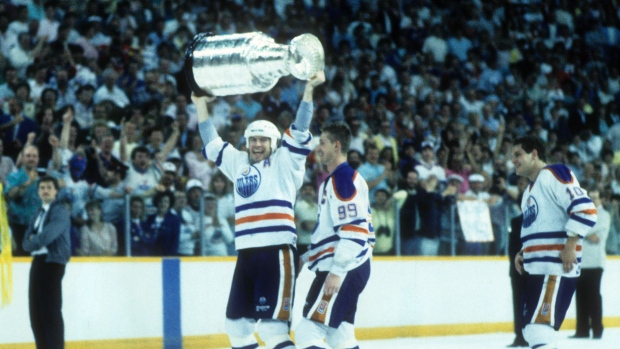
[191,93,216,106]
[307,70,326,88]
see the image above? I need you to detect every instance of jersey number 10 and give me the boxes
[566,187,585,200]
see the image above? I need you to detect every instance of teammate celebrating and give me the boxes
[192,71,324,349]
[295,121,375,349]
[512,136,597,349]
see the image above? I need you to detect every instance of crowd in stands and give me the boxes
[1,0,620,257]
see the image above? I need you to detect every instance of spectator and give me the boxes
[422,25,448,64]
[113,118,140,162]
[56,151,91,226]
[36,2,59,43]
[396,170,456,256]
[91,162,130,226]
[116,196,149,256]
[346,149,363,170]
[372,119,399,163]
[142,190,180,256]
[159,161,180,192]
[9,33,46,79]
[53,67,77,110]
[77,200,118,256]
[415,140,446,182]
[0,138,16,184]
[6,5,29,49]
[201,193,234,256]
[0,98,39,160]
[174,190,198,256]
[372,188,396,255]
[358,143,394,203]
[73,84,95,131]
[208,171,235,234]
[573,189,610,339]
[294,182,318,255]
[235,94,263,121]
[123,146,162,204]
[0,66,19,100]
[459,173,500,255]
[185,178,203,225]
[93,68,130,108]
[4,145,42,256]
[184,132,218,189]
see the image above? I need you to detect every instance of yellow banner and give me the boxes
[0,183,13,308]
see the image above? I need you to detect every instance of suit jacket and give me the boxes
[143,211,181,256]
[0,113,39,147]
[509,215,523,278]
[22,200,72,264]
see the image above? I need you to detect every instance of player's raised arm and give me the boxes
[191,93,215,123]
[192,93,219,145]
[302,70,325,103]
[292,71,325,133]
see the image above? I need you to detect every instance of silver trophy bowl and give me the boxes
[185,32,324,97]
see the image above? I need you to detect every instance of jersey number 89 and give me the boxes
[338,204,358,220]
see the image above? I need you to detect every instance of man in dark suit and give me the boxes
[0,98,39,160]
[22,176,71,349]
[508,214,528,347]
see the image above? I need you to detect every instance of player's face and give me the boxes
[248,136,272,164]
[511,145,534,178]
[316,133,337,165]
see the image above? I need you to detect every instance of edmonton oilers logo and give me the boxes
[236,166,261,198]
[522,195,538,228]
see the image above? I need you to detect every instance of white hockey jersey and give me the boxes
[305,162,375,276]
[520,164,597,277]
[203,127,312,250]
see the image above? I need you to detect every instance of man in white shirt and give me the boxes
[94,68,130,108]
[36,2,59,43]
[415,141,446,182]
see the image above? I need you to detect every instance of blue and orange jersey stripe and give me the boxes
[236,213,294,225]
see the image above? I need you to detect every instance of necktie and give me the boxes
[34,208,46,232]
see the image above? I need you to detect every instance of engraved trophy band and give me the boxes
[184,32,324,97]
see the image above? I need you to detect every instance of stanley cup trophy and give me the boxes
[185,32,325,97]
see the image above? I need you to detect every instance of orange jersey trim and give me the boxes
[235,213,294,225]
[524,244,582,253]
[340,225,369,234]
[571,209,597,215]
[309,247,335,262]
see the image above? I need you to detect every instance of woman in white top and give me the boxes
[77,200,118,256]
[202,194,234,256]
[184,132,219,189]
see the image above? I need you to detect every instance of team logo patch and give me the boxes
[522,195,538,228]
[541,303,550,316]
[236,166,261,198]
[283,298,291,311]
[256,296,270,312]
[317,300,329,314]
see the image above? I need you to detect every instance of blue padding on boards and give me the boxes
[163,258,182,349]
